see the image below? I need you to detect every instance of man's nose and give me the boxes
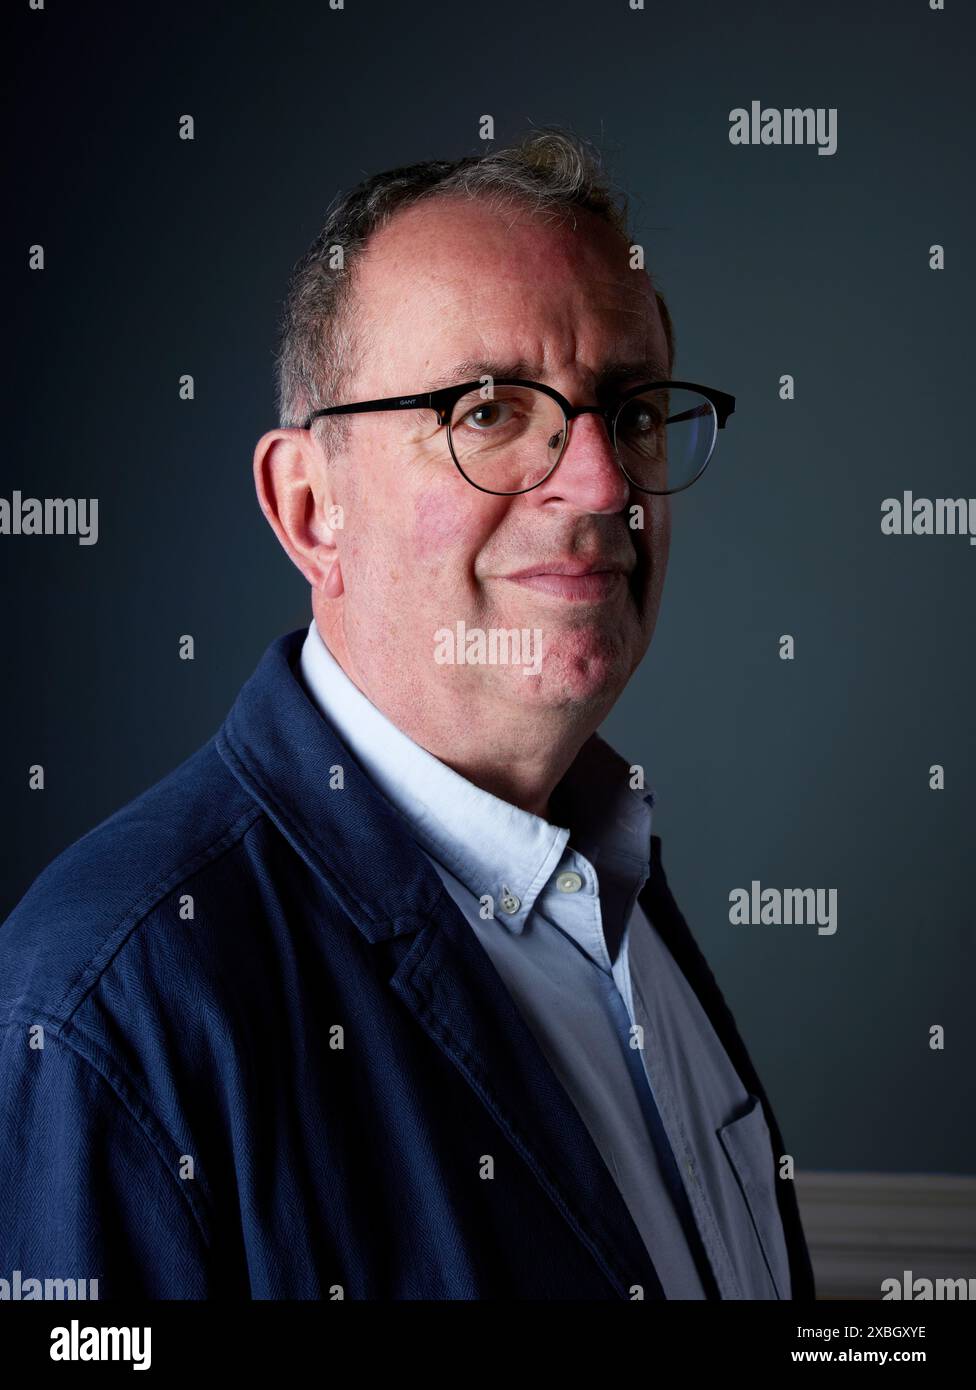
[535,409,631,513]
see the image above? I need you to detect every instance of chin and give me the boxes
[505,639,632,709]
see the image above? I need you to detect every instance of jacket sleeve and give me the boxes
[0,1021,211,1299]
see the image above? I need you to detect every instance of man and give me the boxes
[0,129,814,1300]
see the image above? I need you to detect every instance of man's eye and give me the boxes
[623,404,661,433]
[458,401,514,431]
[622,405,653,430]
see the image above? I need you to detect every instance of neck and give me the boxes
[313,606,606,820]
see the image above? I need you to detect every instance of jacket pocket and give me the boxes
[716,1094,792,1299]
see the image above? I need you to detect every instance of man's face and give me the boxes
[320,195,671,724]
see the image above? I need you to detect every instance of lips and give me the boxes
[504,558,631,580]
[502,559,631,602]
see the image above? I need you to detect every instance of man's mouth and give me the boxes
[501,557,632,603]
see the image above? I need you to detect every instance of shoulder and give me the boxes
[0,735,266,1032]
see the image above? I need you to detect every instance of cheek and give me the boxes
[410,487,489,564]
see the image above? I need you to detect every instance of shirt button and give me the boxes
[499,890,521,914]
[556,871,583,893]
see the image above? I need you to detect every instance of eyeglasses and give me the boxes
[302,377,735,496]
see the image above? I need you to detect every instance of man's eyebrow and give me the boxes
[423,357,671,392]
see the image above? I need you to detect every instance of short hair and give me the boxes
[274,126,675,453]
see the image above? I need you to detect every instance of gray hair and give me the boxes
[274,127,675,453]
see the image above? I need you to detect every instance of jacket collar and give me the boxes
[217,628,445,944]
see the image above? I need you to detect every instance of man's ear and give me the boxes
[253,428,342,588]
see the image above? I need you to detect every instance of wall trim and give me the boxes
[795,1170,976,1300]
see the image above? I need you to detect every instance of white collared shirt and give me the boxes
[298,620,791,1299]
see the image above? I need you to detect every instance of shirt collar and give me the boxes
[298,620,655,935]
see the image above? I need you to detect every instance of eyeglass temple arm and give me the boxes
[668,399,735,428]
[303,393,437,430]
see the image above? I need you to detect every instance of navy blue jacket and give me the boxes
[0,629,815,1300]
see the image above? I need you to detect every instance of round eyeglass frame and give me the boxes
[445,378,732,497]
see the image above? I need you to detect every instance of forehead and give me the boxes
[349,195,665,387]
